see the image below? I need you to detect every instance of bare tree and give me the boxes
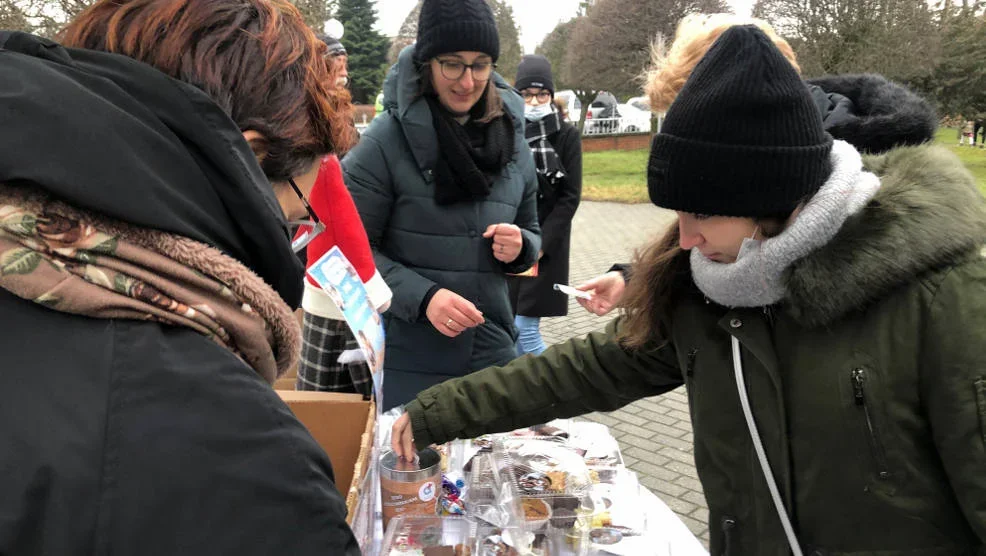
[387,0,421,63]
[753,0,940,82]
[564,0,728,129]
[535,18,576,89]
[0,0,33,33]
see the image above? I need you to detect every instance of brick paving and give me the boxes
[538,201,711,547]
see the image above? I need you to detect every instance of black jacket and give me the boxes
[508,121,582,317]
[0,32,358,555]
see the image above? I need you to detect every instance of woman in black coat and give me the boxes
[508,55,583,355]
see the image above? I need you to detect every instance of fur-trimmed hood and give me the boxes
[807,73,938,154]
[785,144,986,327]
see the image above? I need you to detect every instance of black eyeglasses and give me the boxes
[288,177,325,253]
[435,58,495,82]
[520,89,552,103]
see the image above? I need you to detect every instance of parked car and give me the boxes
[584,91,620,134]
[625,95,651,112]
[614,103,652,133]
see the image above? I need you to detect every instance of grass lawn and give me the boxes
[935,128,986,195]
[582,127,986,203]
[581,149,650,203]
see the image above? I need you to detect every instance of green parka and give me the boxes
[405,144,986,555]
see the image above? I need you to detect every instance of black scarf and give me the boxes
[427,95,514,205]
[525,111,566,185]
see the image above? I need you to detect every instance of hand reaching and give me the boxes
[576,271,626,316]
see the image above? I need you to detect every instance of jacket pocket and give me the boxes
[850,367,895,489]
[720,515,737,556]
[975,378,986,446]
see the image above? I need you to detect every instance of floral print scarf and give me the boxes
[0,185,299,383]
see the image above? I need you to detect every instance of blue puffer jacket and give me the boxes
[343,46,541,408]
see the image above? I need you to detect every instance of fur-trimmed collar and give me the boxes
[784,144,986,327]
[806,73,938,154]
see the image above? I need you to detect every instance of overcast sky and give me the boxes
[372,0,756,53]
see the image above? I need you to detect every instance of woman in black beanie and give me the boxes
[344,0,541,408]
[392,25,986,554]
[508,54,582,355]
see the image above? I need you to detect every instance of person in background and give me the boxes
[0,0,360,553]
[344,0,540,409]
[508,55,582,355]
[297,34,392,396]
[392,25,986,554]
[320,32,350,89]
[962,119,975,145]
[578,12,938,317]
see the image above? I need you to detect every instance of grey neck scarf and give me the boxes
[690,140,881,308]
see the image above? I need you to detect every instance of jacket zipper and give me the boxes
[721,516,736,556]
[851,368,892,480]
[686,348,698,377]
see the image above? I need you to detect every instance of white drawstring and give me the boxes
[731,335,804,556]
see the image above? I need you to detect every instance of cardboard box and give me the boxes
[276,389,376,523]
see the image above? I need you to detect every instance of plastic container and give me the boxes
[380,515,473,556]
[380,448,442,528]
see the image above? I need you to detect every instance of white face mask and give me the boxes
[524,102,553,121]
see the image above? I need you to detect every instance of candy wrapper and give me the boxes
[440,475,466,516]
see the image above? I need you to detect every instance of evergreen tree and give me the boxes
[486,0,522,83]
[337,0,390,103]
[290,0,337,32]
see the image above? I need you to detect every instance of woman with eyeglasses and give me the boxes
[0,0,361,553]
[344,0,541,408]
[508,55,583,356]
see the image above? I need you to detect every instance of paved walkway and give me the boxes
[538,201,711,546]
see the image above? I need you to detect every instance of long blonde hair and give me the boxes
[644,14,801,113]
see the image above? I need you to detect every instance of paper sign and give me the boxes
[307,246,385,407]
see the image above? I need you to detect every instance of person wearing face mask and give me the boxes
[390,26,986,554]
[0,1,361,553]
[507,55,582,356]
[343,0,540,408]
[296,34,392,396]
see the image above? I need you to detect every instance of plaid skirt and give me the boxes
[296,312,372,398]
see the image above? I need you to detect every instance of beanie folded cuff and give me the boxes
[415,20,500,63]
[648,133,833,217]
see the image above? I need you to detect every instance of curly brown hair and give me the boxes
[644,14,800,114]
[59,0,356,181]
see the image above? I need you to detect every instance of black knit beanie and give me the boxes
[648,25,833,217]
[515,55,554,93]
[317,33,347,56]
[415,0,500,64]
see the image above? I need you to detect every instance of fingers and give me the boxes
[449,302,484,327]
[401,424,416,460]
[392,414,416,460]
[391,417,405,456]
[482,223,499,238]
